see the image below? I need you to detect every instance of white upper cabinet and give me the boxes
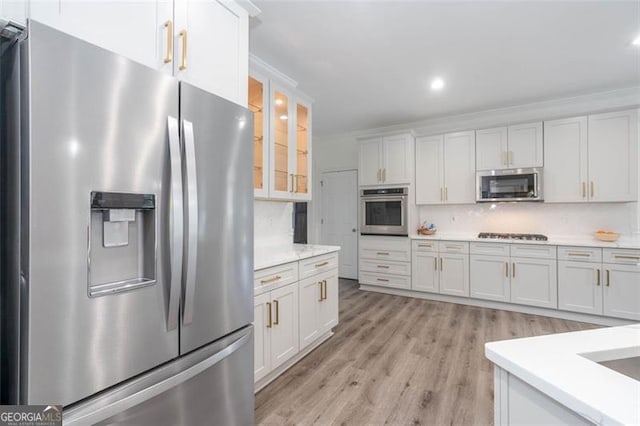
[476,122,542,170]
[1,0,28,24]
[544,116,588,203]
[174,0,248,105]
[588,109,638,202]
[359,134,414,186]
[415,131,475,204]
[544,110,638,203]
[28,0,250,106]
[476,127,507,171]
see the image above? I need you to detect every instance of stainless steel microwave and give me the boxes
[476,168,543,202]
[360,187,409,236]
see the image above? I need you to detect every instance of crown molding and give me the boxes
[249,53,298,88]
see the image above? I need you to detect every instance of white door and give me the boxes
[174,0,248,105]
[253,292,271,382]
[439,254,470,297]
[30,0,172,73]
[382,134,413,184]
[359,138,382,186]
[443,131,476,204]
[603,263,640,320]
[470,255,510,302]
[298,275,322,350]
[412,251,439,293]
[558,261,602,315]
[544,116,588,203]
[318,270,340,334]
[507,122,543,168]
[476,127,507,170]
[269,283,299,370]
[415,135,444,204]
[588,110,638,202]
[510,257,558,308]
[321,170,358,279]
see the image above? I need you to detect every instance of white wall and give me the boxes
[310,87,640,242]
[254,200,293,248]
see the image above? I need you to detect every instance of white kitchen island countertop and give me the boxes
[254,244,340,271]
[411,233,640,249]
[485,324,640,425]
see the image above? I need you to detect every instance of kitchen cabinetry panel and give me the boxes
[318,271,339,334]
[443,131,476,204]
[269,283,299,370]
[249,73,269,197]
[557,246,602,263]
[558,261,602,315]
[360,271,411,289]
[415,135,444,204]
[299,275,322,349]
[588,110,638,202]
[476,127,508,171]
[543,116,588,203]
[470,255,510,302]
[507,122,543,168]
[510,258,557,309]
[359,138,383,186]
[439,253,470,297]
[382,134,414,185]
[411,251,439,293]
[253,292,272,382]
[603,263,640,320]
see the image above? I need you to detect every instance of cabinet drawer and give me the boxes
[360,272,411,290]
[603,248,640,265]
[438,241,469,254]
[254,262,299,289]
[360,259,411,276]
[558,246,602,262]
[510,244,556,259]
[412,240,438,252]
[299,252,339,279]
[470,242,510,256]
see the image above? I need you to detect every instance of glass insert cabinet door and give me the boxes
[248,74,268,197]
[294,101,311,197]
[272,89,290,194]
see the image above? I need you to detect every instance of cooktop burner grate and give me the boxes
[477,232,548,241]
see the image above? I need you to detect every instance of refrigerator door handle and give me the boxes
[167,116,184,331]
[182,119,198,325]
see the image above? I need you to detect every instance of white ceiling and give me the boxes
[249,1,640,137]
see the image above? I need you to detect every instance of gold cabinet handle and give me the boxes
[382,168,386,182]
[178,29,188,70]
[163,20,173,64]
[596,269,601,286]
[508,151,513,166]
[439,257,443,271]
[323,280,327,300]
[377,252,390,256]
[315,261,329,268]
[434,257,438,270]
[502,152,507,166]
[614,255,640,261]
[418,244,433,248]
[292,174,298,193]
[440,188,443,201]
[445,244,463,250]
[273,299,279,325]
[590,181,594,198]
[377,265,390,269]
[290,174,294,192]
[606,270,610,287]
[318,281,323,302]
[445,187,448,201]
[512,262,516,278]
[567,252,590,257]
[266,302,272,328]
[505,262,509,278]
[260,275,281,284]
[582,182,586,198]
[376,278,389,282]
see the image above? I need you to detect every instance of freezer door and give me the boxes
[22,22,180,405]
[64,326,254,426]
[179,83,254,354]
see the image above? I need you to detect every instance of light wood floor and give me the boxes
[255,279,599,425]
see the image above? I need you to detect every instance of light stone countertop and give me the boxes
[254,244,341,271]
[485,324,640,426]
[410,233,640,249]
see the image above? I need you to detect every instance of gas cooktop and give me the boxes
[477,232,548,241]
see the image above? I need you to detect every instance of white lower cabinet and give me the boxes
[411,250,439,293]
[558,261,602,315]
[411,240,469,296]
[439,253,470,297]
[360,236,411,289]
[470,255,510,302]
[254,252,340,386]
[510,257,557,309]
[603,263,640,320]
[299,269,339,350]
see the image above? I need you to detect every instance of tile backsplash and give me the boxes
[254,200,294,248]
[418,202,638,236]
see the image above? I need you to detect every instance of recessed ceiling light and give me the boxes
[279,115,288,120]
[275,99,284,105]
[633,35,640,46]
[430,78,445,91]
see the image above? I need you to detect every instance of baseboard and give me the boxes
[254,331,335,393]
[359,284,633,327]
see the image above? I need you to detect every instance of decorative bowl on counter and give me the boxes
[594,230,620,242]
[417,228,437,236]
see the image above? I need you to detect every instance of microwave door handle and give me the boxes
[182,120,199,326]
[167,116,184,331]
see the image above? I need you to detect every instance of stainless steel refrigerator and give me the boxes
[0,20,254,425]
